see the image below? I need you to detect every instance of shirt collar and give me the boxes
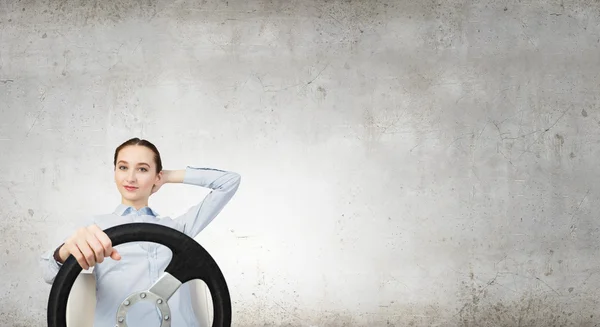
[114,203,158,217]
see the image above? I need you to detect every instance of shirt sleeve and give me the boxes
[174,166,241,238]
[40,246,63,284]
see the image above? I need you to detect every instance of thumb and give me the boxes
[110,250,121,261]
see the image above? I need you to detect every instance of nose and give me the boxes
[126,170,137,183]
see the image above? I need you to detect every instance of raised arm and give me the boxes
[167,166,241,238]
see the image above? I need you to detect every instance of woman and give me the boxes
[39,137,241,327]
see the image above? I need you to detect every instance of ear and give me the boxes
[155,170,163,182]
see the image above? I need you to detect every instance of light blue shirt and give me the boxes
[39,166,241,327]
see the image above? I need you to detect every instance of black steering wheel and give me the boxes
[47,223,232,327]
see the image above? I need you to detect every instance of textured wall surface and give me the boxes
[1,0,600,326]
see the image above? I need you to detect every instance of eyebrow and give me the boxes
[117,160,150,166]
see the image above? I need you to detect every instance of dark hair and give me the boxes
[113,137,163,173]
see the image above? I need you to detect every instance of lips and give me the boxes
[124,186,138,191]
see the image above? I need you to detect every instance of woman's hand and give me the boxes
[58,224,121,270]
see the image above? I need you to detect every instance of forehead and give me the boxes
[117,145,155,164]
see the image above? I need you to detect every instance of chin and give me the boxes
[121,192,148,202]
[120,192,137,200]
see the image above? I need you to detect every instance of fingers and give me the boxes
[88,224,120,259]
[110,249,121,261]
[64,225,121,270]
[76,237,96,269]
[95,228,120,261]
[91,227,113,262]
[68,243,89,270]
[86,234,105,264]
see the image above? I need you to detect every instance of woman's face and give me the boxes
[114,145,161,208]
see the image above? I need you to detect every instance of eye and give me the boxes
[139,167,148,172]
[119,166,127,170]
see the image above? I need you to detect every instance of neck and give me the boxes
[122,198,148,210]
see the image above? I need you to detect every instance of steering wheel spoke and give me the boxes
[148,272,183,302]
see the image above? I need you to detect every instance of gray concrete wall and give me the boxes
[1,0,600,326]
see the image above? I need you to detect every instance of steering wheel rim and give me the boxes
[47,223,232,327]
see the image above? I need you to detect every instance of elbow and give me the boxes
[231,173,241,193]
[40,266,57,285]
[39,256,59,285]
[232,172,241,186]
[42,274,55,285]
[223,172,241,191]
